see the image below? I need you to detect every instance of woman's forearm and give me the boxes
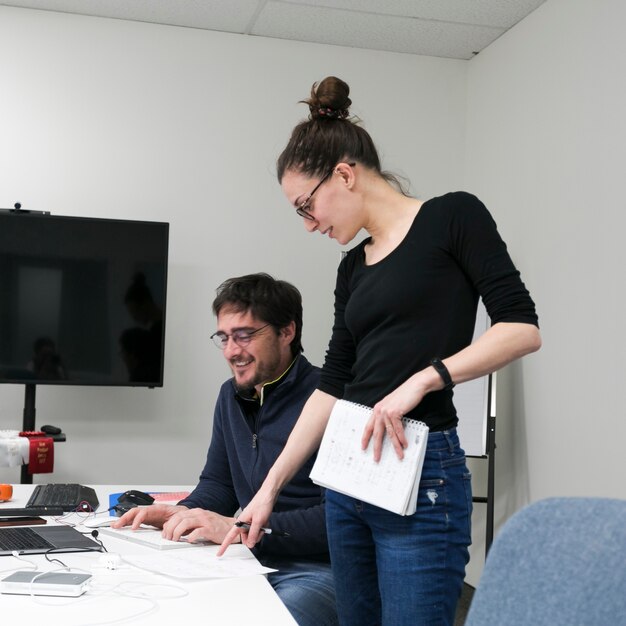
[264,389,337,495]
[439,321,541,386]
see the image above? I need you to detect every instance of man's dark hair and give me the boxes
[212,273,303,357]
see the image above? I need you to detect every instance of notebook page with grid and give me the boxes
[310,400,429,515]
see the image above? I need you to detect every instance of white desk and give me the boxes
[0,485,297,625]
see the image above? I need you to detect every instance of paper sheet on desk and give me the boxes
[122,545,277,580]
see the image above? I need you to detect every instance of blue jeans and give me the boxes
[325,428,472,626]
[264,558,338,626]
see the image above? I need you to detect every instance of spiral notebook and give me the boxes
[310,400,429,516]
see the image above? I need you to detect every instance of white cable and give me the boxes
[11,551,38,567]
[63,555,188,626]
[75,580,189,626]
[2,553,188,625]
[0,551,38,576]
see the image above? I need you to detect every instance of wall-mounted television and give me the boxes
[0,211,169,387]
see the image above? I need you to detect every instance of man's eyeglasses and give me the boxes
[295,162,356,221]
[210,324,271,350]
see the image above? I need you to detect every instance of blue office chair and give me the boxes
[464,497,626,626]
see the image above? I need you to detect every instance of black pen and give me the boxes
[234,520,290,537]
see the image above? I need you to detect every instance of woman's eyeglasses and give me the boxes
[210,324,271,350]
[295,163,355,221]
[295,169,333,221]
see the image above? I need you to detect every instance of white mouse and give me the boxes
[82,516,118,528]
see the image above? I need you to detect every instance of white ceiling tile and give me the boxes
[278,0,546,28]
[0,0,262,31]
[254,3,504,59]
[0,0,547,58]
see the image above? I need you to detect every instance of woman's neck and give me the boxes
[362,179,422,251]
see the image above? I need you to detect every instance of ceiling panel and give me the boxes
[0,0,548,59]
[0,0,262,32]
[280,0,548,29]
[255,2,504,59]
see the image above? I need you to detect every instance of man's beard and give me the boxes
[233,381,256,398]
[231,354,281,397]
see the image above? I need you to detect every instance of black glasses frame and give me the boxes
[295,162,356,221]
[210,324,271,350]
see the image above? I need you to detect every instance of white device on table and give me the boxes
[82,516,116,528]
[0,570,93,597]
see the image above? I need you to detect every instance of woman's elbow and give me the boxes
[522,324,542,356]
[496,321,542,359]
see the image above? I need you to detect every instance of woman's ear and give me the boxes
[334,162,356,189]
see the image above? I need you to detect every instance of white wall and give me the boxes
[0,7,466,486]
[464,0,626,566]
[3,0,622,587]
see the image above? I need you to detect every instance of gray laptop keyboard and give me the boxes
[0,527,55,552]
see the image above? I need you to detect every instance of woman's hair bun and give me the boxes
[304,76,352,120]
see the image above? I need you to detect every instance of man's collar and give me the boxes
[257,356,297,406]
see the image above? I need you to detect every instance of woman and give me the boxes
[220,76,541,626]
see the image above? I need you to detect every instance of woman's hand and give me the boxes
[217,483,277,556]
[362,368,441,461]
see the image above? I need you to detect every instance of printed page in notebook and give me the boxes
[310,400,428,515]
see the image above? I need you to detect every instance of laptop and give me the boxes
[0,525,103,556]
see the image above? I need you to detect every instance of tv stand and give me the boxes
[20,384,66,484]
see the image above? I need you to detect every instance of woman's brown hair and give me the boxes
[276,76,407,193]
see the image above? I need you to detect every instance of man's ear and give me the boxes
[279,321,296,344]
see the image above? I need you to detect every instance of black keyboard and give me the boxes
[26,484,99,512]
[0,527,54,551]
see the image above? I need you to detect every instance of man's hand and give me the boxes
[111,503,187,530]
[217,486,276,556]
[161,508,237,544]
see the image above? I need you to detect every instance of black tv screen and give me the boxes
[0,211,169,387]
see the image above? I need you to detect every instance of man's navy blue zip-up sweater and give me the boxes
[178,355,328,561]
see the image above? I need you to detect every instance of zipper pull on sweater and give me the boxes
[252,433,257,449]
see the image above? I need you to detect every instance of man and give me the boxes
[113,273,337,626]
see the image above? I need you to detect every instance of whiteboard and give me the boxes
[454,300,491,457]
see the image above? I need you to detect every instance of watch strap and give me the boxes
[430,357,455,390]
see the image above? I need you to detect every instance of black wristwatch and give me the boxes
[430,357,455,391]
